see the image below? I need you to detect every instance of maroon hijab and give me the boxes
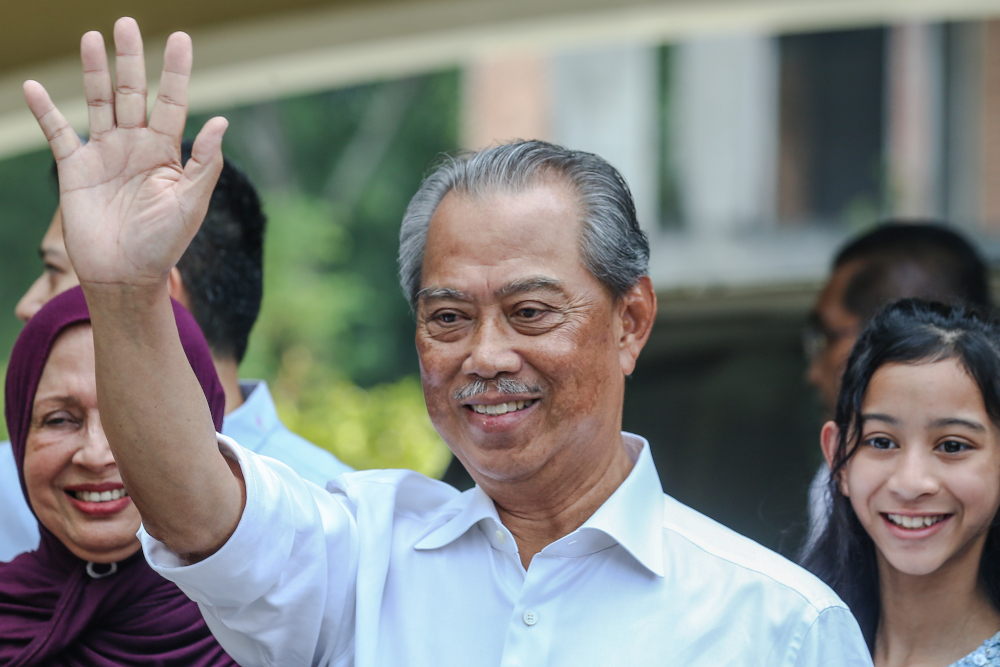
[0,287,235,666]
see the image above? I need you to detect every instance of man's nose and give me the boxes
[461,316,521,379]
[887,449,939,501]
[14,277,47,322]
[72,423,116,471]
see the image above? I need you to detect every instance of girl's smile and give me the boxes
[829,358,1000,579]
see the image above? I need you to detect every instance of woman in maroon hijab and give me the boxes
[0,287,236,666]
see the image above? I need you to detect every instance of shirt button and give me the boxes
[522,610,538,626]
[495,530,506,544]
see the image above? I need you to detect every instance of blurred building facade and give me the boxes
[460,19,1000,552]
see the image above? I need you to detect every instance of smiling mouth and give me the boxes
[468,399,536,415]
[67,488,129,503]
[885,513,949,529]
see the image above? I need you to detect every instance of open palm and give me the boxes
[23,17,227,288]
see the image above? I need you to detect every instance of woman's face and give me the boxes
[836,358,1000,579]
[22,324,140,563]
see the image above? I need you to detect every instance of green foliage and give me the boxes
[270,346,450,477]
[0,70,461,471]
[0,149,60,439]
[188,70,462,473]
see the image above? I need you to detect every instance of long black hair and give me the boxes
[801,298,1000,649]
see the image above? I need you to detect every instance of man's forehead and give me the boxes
[418,276,566,304]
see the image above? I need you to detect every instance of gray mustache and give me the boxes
[453,378,542,401]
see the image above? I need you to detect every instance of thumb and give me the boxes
[177,116,228,232]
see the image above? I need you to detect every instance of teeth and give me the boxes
[73,488,128,503]
[472,399,534,415]
[887,513,946,529]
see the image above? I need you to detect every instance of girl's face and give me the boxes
[22,324,141,563]
[826,358,1000,578]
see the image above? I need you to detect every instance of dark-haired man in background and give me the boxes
[803,221,993,545]
[0,145,351,560]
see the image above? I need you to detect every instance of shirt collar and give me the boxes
[221,380,280,453]
[414,485,503,551]
[414,433,665,577]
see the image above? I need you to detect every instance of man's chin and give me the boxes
[452,437,545,483]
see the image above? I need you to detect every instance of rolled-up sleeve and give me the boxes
[140,435,359,667]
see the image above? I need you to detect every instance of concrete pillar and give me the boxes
[979,20,1000,229]
[462,53,550,150]
[885,22,944,219]
[671,34,779,234]
[549,44,660,231]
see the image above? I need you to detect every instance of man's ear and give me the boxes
[617,276,657,376]
[820,421,848,497]
[167,267,193,311]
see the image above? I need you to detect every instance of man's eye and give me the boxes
[865,436,895,450]
[938,440,970,454]
[435,312,459,324]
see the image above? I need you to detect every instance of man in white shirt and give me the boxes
[23,18,872,665]
[0,139,350,561]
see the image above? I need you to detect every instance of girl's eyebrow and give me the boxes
[861,413,899,425]
[927,417,985,432]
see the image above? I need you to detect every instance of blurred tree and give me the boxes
[0,70,459,473]
[0,149,59,349]
[186,69,461,473]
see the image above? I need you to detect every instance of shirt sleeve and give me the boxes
[793,605,873,667]
[139,434,359,667]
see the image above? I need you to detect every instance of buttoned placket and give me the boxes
[486,522,616,667]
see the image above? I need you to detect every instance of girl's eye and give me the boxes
[865,436,896,450]
[938,440,970,454]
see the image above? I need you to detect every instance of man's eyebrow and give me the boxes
[495,277,564,298]
[928,417,986,432]
[417,287,470,302]
[861,413,900,426]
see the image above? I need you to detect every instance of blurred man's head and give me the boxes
[16,142,265,365]
[805,222,992,414]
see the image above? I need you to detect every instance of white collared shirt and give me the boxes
[0,380,351,561]
[0,441,39,561]
[141,433,871,667]
[226,380,353,486]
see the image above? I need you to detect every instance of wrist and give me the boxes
[80,279,173,322]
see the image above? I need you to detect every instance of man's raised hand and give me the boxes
[22,17,227,290]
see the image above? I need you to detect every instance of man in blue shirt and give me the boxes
[0,144,351,560]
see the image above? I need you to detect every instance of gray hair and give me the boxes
[397,140,650,311]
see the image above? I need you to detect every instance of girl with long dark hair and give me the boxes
[803,298,1000,666]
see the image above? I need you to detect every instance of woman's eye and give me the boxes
[938,440,970,454]
[865,436,895,450]
[38,409,81,429]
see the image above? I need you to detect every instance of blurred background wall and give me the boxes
[3,0,1000,555]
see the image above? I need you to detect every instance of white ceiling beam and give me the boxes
[1,0,998,159]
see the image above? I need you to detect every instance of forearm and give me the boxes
[84,280,245,561]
